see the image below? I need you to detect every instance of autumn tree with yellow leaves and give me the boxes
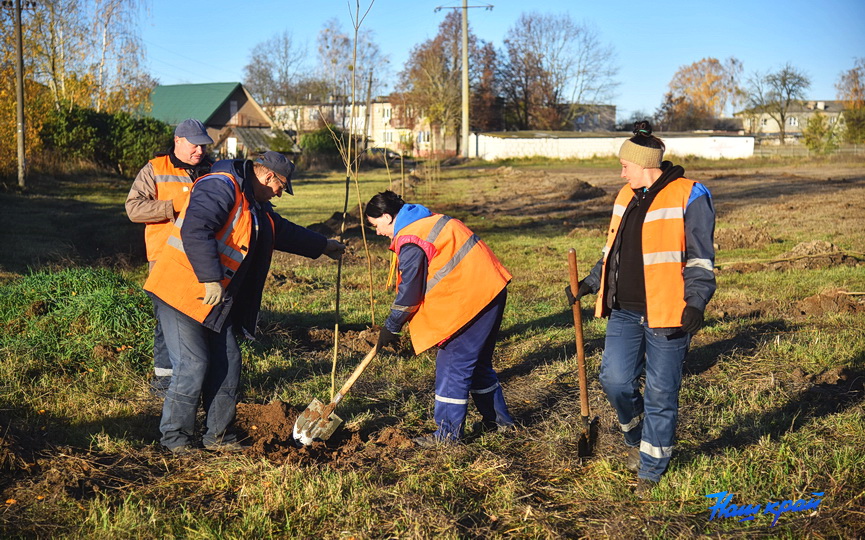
[0,0,154,180]
[656,57,743,131]
[836,57,865,143]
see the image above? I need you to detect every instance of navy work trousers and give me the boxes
[599,308,690,482]
[433,288,514,441]
[154,296,241,450]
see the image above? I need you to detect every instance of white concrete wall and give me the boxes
[468,134,755,160]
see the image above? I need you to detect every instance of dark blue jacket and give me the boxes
[181,159,327,335]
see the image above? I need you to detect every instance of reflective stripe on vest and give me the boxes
[144,155,193,261]
[144,172,253,324]
[393,214,511,354]
[596,178,696,328]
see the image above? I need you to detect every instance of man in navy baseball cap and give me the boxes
[174,118,214,146]
[255,151,295,195]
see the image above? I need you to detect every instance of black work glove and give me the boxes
[376,328,400,350]
[564,280,593,306]
[680,306,705,335]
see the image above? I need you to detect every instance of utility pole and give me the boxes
[435,2,492,159]
[461,0,469,158]
[13,0,26,188]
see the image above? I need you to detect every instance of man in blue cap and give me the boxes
[126,119,214,398]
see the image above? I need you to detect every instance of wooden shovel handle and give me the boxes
[333,346,379,404]
[568,248,590,418]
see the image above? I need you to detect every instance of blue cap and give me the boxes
[256,151,295,195]
[174,119,213,145]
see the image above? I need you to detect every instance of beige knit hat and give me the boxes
[619,139,663,168]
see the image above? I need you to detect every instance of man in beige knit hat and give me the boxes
[566,121,716,497]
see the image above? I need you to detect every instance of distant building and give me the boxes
[148,83,297,158]
[734,100,847,141]
[273,97,457,158]
[274,98,615,158]
[570,105,617,132]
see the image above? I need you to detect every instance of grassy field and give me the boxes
[1,155,864,538]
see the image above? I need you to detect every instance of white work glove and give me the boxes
[202,281,225,305]
[322,239,346,260]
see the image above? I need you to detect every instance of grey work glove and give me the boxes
[565,280,593,306]
[202,281,225,305]
[322,239,346,260]
[680,306,704,335]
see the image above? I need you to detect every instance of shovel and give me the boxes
[568,248,599,456]
[293,346,378,446]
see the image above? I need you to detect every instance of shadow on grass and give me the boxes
[691,349,865,457]
[684,319,793,376]
[0,190,143,274]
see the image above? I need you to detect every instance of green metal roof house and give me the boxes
[148,82,297,157]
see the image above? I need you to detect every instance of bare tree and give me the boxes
[243,31,308,117]
[397,11,485,154]
[90,0,152,113]
[746,63,811,144]
[471,42,502,132]
[499,12,618,130]
[316,18,388,131]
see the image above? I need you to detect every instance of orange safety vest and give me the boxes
[391,214,512,354]
[596,178,696,328]
[144,155,194,262]
[144,172,254,324]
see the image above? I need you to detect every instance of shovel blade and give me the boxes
[577,415,600,457]
[292,398,343,446]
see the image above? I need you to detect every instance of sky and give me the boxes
[140,0,865,122]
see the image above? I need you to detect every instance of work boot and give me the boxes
[204,441,246,454]
[626,446,640,472]
[471,420,515,435]
[412,434,457,448]
[634,477,658,499]
[169,444,196,456]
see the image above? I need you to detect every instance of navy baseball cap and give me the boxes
[174,119,214,145]
[256,151,295,195]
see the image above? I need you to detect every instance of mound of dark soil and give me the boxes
[715,226,776,250]
[795,290,865,316]
[234,400,414,467]
[306,208,362,238]
[565,180,606,202]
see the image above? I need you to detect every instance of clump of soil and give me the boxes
[710,298,779,320]
[306,208,363,238]
[791,366,859,387]
[234,400,415,467]
[305,326,379,354]
[715,226,775,250]
[565,180,606,202]
[785,240,839,257]
[795,290,864,316]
